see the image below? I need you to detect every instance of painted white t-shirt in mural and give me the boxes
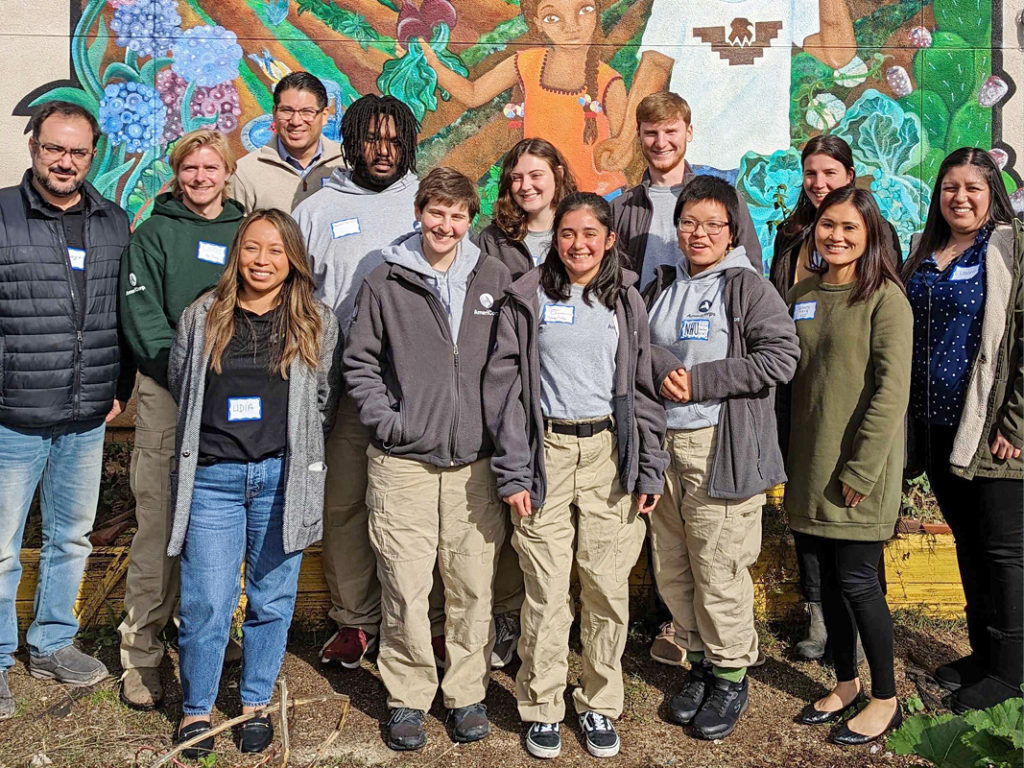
[640,0,820,169]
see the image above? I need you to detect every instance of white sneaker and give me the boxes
[578,711,620,758]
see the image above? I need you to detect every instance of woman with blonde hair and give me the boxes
[167,209,340,756]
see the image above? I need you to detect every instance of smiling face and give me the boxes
[29,114,95,201]
[238,218,291,302]
[510,153,559,221]
[815,199,867,275]
[939,163,991,237]
[273,87,327,158]
[556,206,615,285]
[416,197,471,262]
[638,116,692,176]
[676,199,731,276]
[803,152,854,208]
[534,0,598,47]
[177,145,229,218]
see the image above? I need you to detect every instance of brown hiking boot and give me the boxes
[120,667,162,710]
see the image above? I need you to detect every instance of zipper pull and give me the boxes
[453,343,459,360]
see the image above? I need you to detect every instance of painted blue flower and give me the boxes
[171,25,243,88]
[110,0,182,58]
[99,81,167,154]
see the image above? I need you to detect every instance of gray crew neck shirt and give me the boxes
[640,184,683,290]
[523,229,553,266]
[537,284,618,421]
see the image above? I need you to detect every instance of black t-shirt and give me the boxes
[42,196,87,326]
[199,305,289,463]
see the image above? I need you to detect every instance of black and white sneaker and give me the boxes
[490,613,520,669]
[525,721,561,758]
[578,711,620,758]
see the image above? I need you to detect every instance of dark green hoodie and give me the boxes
[120,193,244,388]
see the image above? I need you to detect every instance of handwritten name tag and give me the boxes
[542,304,575,324]
[793,301,817,321]
[196,241,227,265]
[227,397,262,422]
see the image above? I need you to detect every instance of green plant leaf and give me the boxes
[91,158,137,199]
[87,16,108,77]
[964,698,1024,750]
[887,713,979,768]
[962,730,1021,768]
[102,62,142,85]
[912,33,975,115]
[29,87,100,115]
[138,57,173,85]
[933,0,991,48]
[947,101,992,151]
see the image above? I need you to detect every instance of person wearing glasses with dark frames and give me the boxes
[231,72,345,214]
[0,101,134,720]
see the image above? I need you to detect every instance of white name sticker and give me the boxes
[542,303,575,325]
[951,264,980,282]
[679,318,710,341]
[196,241,227,265]
[331,218,361,239]
[320,177,329,188]
[793,301,817,321]
[227,397,263,422]
[67,248,86,271]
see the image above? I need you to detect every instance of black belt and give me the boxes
[544,418,613,438]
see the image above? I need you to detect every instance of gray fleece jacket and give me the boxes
[166,294,342,556]
[644,261,799,499]
[484,268,669,507]
[293,169,419,332]
[343,236,511,467]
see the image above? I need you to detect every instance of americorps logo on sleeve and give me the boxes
[196,241,228,265]
[227,397,263,422]
[793,301,817,321]
[331,218,361,239]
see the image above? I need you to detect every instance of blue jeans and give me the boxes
[178,456,302,715]
[0,420,105,669]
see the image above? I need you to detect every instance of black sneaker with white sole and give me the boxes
[525,721,561,758]
[693,676,748,740]
[578,711,620,758]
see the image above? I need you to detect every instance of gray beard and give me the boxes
[34,167,84,199]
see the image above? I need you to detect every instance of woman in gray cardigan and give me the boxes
[167,209,340,758]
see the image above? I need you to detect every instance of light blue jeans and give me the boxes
[0,420,105,669]
[178,456,303,715]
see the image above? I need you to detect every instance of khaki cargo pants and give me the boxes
[649,426,763,670]
[513,427,645,723]
[367,447,505,710]
[119,374,179,670]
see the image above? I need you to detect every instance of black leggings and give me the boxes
[795,527,887,604]
[793,532,896,699]
[923,423,1023,686]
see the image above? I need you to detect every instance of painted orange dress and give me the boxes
[514,48,627,196]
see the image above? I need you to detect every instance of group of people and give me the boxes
[0,69,1019,763]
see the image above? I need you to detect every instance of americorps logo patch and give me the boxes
[698,299,713,313]
[129,273,137,287]
[479,292,494,309]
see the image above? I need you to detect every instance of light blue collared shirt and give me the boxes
[276,137,323,178]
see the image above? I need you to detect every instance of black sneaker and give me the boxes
[450,701,489,743]
[669,660,711,725]
[525,721,561,759]
[490,613,520,669]
[578,711,620,758]
[693,676,748,740]
[386,707,427,751]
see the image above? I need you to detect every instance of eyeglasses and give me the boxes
[33,141,94,163]
[274,106,324,122]
[677,218,729,235]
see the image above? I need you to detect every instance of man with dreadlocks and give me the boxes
[294,93,426,669]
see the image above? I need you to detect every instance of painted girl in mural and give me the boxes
[418,0,630,197]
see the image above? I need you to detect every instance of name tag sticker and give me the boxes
[542,303,575,324]
[679,318,710,341]
[196,241,227,265]
[331,218,361,239]
[951,264,980,281]
[227,397,262,422]
[793,301,817,321]
[320,177,329,188]
[67,248,86,271]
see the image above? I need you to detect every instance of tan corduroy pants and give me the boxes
[513,426,645,723]
[367,448,505,710]
[649,426,763,670]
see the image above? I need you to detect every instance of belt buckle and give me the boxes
[578,422,595,438]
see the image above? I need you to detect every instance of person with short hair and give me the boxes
[344,167,511,750]
[231,71,345,213]
[117,129,245,710]
[0,101,133,719]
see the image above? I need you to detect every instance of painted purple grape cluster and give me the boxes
[99,81,167,154]
[110,0,182,58]
[171,25,243,88]
[156,69,242,141]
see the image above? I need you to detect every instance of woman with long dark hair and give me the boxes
[786,187,911,745]
[903,148,1022,712]
[484,192,668,759]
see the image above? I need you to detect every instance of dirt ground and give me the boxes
[0,611,961,768]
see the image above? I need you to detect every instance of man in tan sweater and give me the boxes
[231,72,345,213]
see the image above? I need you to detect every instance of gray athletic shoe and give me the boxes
[0,669,15,720]
[29,645,109,686]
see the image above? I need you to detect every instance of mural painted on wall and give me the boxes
[14,0,1022,260]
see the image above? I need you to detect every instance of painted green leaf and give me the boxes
[1002,171,1020,195]
[29,87,100,115]
[87,16,108,77]
[912,33,975,115]
[138,57,173,85]
[910,90,950,150]
[933,0,991,47]
[102,62,143,85]
[91,158,137,199]
[377,24,467,122]
[947,101,991,150]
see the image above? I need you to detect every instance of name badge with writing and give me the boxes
[793,301,817,321]
[67,248,86,271]
[331,218,361,239]
[542,303,575,325]
[679,318,710,341]
[951,264,980,282]
[227,397,262,422]
[196,241,227,265]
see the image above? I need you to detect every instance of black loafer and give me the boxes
[796,693,866,725]
[176,720,214,759]
[238,714,274,753]
[829,703,902,746]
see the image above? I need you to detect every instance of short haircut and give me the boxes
[673,175,740,249]
[635,91,692,129]
[273,71,328,111]
[31,101,101,148]
[168,129,236,199]
[415,166,480,220]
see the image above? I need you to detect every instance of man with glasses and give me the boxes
[0,101,133,719]
[231,72,344,213]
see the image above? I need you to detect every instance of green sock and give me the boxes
[686,651,705,665]
[712,666,746,683]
